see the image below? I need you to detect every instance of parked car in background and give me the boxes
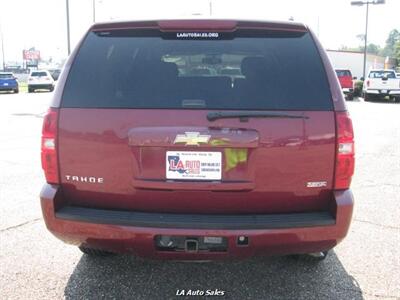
[0,72,19,93]
[40,19,355,263]
[335,69,354,100]
[363,69,400,102]
[28,70,55,93]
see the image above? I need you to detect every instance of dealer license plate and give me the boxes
[166,151,221,180]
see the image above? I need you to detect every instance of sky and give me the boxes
[0,0,399,65]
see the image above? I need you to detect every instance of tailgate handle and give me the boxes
[132,179,254,191]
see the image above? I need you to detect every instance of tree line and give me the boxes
[340,29,400,67]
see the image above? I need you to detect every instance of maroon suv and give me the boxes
[40,20,354,261]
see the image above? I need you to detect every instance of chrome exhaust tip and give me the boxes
[307,251,327,258]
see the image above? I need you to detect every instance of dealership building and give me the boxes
[326,49,397,79]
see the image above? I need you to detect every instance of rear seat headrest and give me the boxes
[159,61,178,77]
[241,56,268,79]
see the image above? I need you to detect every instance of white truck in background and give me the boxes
[363,69,400,102]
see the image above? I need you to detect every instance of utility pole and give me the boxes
[363,3,369,80]
[66,0,71,55]
[93,0,96,23]
[351,0,385,80]
[0,22,5,71]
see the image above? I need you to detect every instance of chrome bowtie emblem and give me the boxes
[174,132,211,146]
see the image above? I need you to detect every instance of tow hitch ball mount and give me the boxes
[185,239,199,253]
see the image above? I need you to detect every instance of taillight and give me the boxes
[366,80,370,87]
[334,112,355,190]
[41,108,59,184]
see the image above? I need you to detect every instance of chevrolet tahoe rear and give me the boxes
[40,19,354,261]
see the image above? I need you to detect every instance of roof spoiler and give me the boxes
[91,19,307,33]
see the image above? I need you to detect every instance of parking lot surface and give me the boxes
[0,92,399,299]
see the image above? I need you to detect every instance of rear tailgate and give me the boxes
[57,23,336,214]
[368,78,399,90]
[336,70,353,89]
[58,109,335,214]
[367,70,400,91]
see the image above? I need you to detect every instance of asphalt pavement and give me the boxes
[0,92,399,300]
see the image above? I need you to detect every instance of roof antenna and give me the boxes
[209,0,213,16]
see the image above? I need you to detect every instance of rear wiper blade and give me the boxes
[207,111,309,121]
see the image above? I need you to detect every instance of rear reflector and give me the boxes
[41,108,59,184]
[334,112,355,190]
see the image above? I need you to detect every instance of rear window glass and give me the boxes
[0,73,14,79]
[369,71,396,79]
[62,30,332,110]
[31,72,48,77]
[335,70,351,77]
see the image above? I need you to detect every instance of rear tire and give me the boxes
[79,246,114,257]
[346,93,354,101]
[363,93,368,101]
[28,88,34,93]
[364,93,377,102]
[14,88,19,94]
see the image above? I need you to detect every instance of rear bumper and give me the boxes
[342,88,353,94]
[0,85,17,90]
[364,89,400,96]
[28,84,54,89]
[40,184,354,260]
